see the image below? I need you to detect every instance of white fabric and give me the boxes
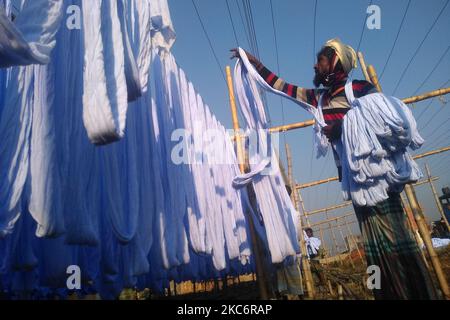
[118,0,142,102]
[28,64,65,237]
[0,0,260,297]
[233,51,301,263]
[235,47,329,159]
[149,0,176,51]
[432,238,450,249]
[0,0,64,68]
[0,66,33,237]
[421,238,450,249]
[131,0,153,93]
[82,0,128,145]
[303,231,321,256]
[80,0,176,145]
[339,80,424,206]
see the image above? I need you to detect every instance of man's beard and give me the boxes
[313,71,325,88]
[313,73,332,88]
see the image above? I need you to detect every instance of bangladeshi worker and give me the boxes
[231,39,437,300]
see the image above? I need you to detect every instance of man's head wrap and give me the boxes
[320,38,357,74]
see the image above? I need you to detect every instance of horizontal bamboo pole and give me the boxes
[269,119,316,133]
[269,120,315,133]
[314,220,357,232]
[296,146,449,190]
[297,174,438,190]
[302,178,435,219]
[413,146,450,160]
[306,201,353,216]
[296,177,339,190]
[267,87,450,134]
[403,87,450,105]
[414,176,439,187]
[309,212,354,228]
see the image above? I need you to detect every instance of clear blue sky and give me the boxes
[169,0,450,253]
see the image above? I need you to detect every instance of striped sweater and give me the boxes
[255,63,377,137]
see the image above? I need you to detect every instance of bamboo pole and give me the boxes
[319,226,328,257]
[367,65,382,92]
[316,220,358,232]
[425,164,450,232]
[324,210,340,260]
[403,87,450,105]
[296,147,449,190]
[343,216,364,264]
[357,52,371,83]
[400,193,427,258]
[306,201,353,216]
[309,212,354,228]
[227,66,246,173]
[268,119,316,133]
[261,87,450,135]
[297,189,311,227]
[285,144,298,207]
[414,176,439,187]
[413,146,450,160]
[405,184,450,300]
[296,175,437,190]
[285,144,316,298]
[226,66,270,300]
[338,224,355,269]
[296,177,339,190]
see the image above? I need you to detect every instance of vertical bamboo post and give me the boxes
[319,225,328,257]
[286,143,316,299]
[298,190,311,227]
[226,66,246,173]
[401,192,427,265]
[367,63,448,299]
[366,65,382,92]
[226,66,270,300]
[405,184,450,299]
[325,211,340,262]
[367,65,382,92]
[344,217,364,264]
[357,52,371,83]
[425,164,450,232]
[338,224,355,269]
[286,144,299,208]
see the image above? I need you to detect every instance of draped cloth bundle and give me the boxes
[0,0,64,68]
[232,48,302,263]
[338,80,423,206]
[234,48,329,158]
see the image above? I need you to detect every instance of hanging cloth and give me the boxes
[0,0,64,68]
[338,80,424,206]
[81,0,128,145]
[234,47,329,161]
[232,49,301,263]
